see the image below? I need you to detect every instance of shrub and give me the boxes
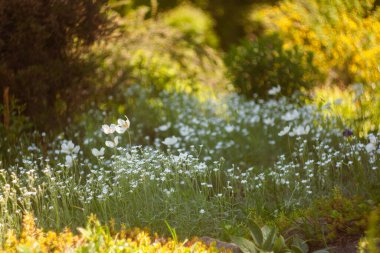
[1,213,223,253]
[251,0,380,86]
[289,190,373,248]
[162,3,219,48]
[358,206,380,253]
[129,0,276,49]
[225,34,320,98]
[0,0,111,130]
[94,7,229,98]
[312,83,380,136]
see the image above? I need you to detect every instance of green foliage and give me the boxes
[231,221,327,253]
[95,7,229,98]
[0,98,32,167]
[0,0,111,130]
[358,206,380,253]
[162,3,219,48]
[225,34,320,98]
[129,0,280,49]
[282,189,374,248]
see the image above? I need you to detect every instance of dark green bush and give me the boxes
[0,0,111,130]
[225,34,321,98]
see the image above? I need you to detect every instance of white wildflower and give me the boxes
[289,125,310,136]
[102,124,116,134]
[268,85,281,95]
[278,125,291,136]
[162,136,178,146]
[158,123,171,132]
[366,134,378,153]
[105,136,119,148]
[91,147,105,157]
[225,125,234,133]
[65,155,73,167]
[263,117,275,126]
[115,117,130,134]
[61,141,80,154]
[281,110,300,121]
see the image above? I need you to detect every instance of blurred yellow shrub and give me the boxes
[252,0,380,85]
[313,83,380,135]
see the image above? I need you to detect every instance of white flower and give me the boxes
[263,117,275,126]
[366,134,378,153]
[281,110,300,121]
[268,85,281,95]
[225,125,234,133]
[61,141,80,154]
[199,209,205,214]
[65,155,73,167]
[158,123,171,132]
[180,126,191,136]
[366,143,376,153]
[116,117,130,134]
[369,134,377,145]
[278,125,291,136]
[105,136,119,148]
[162,136,178,146]
[115,125,127,134]
[102,124,116,134]
[289,125,310,136]
[91,147,105,157]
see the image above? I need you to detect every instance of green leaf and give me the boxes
[261,225,272,239]
[248,221,264,246]
[291,237,308,253]
[262,227,277,251]
[230,236,258,253]
[291,245,306,253]
[273,235,287,252]
[164,220,178,242]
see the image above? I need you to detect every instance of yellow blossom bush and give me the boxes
[251,0,380,85]
[312,83,380,135]
[1,213,227,253]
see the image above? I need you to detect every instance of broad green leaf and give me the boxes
[262,227,277,251]
[273,235,287,252]
[262,225,272,239]
[230,236,258,253]
[248,221,264,246]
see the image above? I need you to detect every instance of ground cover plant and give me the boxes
[1,0,380,252]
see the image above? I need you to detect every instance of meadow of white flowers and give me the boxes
[0,85,379,239]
